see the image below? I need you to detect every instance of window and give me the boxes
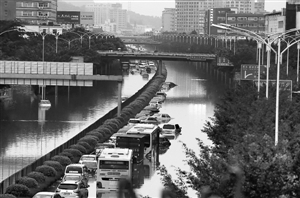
[278,21,283,28]
[22,2,32,7]
[38,11,48,17]
[4,0,7,6]
[248,17,258,21]
[237,17,247,21]
[22,11,33,16]
[38,2,49,8]
[227,17,235,21]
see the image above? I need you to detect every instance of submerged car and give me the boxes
[55,180,89,198]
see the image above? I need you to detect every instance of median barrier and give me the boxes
[0,64,167,195]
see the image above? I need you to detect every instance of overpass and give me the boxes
[97,51,216,62]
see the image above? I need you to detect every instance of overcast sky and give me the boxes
[91,0,287,17]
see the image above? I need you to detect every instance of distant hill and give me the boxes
[129,11,161,30]
[57,0,162,29]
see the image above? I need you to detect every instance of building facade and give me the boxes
[226,13,265,36]
[15,0,57,25]
[109,4,127,32]
[264,9,285,36]
[0,0,16,21]
[162,8,175,32]
[204,8,236,35]
[285,0,300,31]
[85,3,110,26]
[221,0,265,14]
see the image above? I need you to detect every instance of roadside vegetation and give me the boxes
[156,35,300,198]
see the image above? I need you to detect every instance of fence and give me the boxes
[0,70,159,194]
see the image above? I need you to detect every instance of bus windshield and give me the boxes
[144,134,150,148]
[99,160,129,170]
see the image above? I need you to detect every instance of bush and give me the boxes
[69,144,87,154]
[35,165,57,177]
[51,155,72,167]
[78,136,98,147]
[77,141,93,153]
[103,122,119,133]
[43,160,64,172]
[0,194,17,198]
[86,130,104,140]
[26,171,46,184]
[63,148,82,158]
[59,152,74,162]
[5,184,30,197]
[16,176,38,189]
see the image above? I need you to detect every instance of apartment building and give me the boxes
[162,8,175,32]
[175,0,215,34]
[222,0,265,14]
[109,4,128,31]
[204,8,236,35]
[85,3,110,25]
[226,13,265,35]
[0,0,16,20]
[264,9,286,35]
[15,0,57,25]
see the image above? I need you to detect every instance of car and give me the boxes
[65,164,89,181]
[149,101,162,109]
[149,61,155,66]
[153,113,172,123]
[159,135,171,147]
[78,155,97,176]
[141,116,160,124]
[150,96,165,103]
[55,180,89,198]
[159,123,182,134]
[62,174,88,187]
[32,192,56,198]
[156,92,167,99]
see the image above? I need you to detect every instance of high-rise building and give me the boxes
[162,8,175,32]
[175,0,214,34]
[85,3,127,33]
[222,0,265,14]
[285,0,300,31]
[15,0,57,25]
[0,0,16,20]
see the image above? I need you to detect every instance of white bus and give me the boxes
[126,124,160,158]
[96,148,133,195]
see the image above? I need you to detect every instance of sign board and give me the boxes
[80,12,94,25]
[253,79,292,99]
[240,64,266,80]
[57,11,80,24]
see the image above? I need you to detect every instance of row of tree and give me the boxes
[0,21,126,74]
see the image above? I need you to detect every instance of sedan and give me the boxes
[32,192,56,198]
[153,113,172,123]
[159,123,182,134]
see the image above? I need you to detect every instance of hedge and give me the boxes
[43,160,64,173]
[78,136,98,147]
[59,152,74,162]
[51,155,72,167]
[5,184,30,197]
[35,165,57,177]
[76,142,93,153]
[103,122,119,133]
[69,144,87,154]
[62,149,82,158]
[100,126,114,135]
[0,194,17,198]
[26,171,46,184]
[16,176,38,189]
[86,130,104,140]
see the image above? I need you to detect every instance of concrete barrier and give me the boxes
[0,71,160,194]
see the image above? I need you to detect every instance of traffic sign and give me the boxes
[253,79,292,99]
[240,64,266,80]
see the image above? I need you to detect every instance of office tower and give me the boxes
[162,8,175,32]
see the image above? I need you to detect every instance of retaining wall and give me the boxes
[0,71,159,194]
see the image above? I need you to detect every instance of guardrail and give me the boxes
[0,68,160,194]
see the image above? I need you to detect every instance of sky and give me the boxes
[90,0,287,17]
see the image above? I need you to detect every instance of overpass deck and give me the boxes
[97,51,216,62]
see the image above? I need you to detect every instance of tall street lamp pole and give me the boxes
[297,41,300,84]
[275,36,281,146]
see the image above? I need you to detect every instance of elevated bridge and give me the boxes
[97,51,216,62]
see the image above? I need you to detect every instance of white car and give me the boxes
[55,180,89,198]
[78,155,97,172]
[153,113,172,123]
[32,192,56,198]
[159,123,182,134]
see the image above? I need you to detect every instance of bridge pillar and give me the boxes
[117,82,122,117]
[55,86,58,107]
[158,60,163,76]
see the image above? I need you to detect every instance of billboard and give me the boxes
[57,11,80,24]
[80,12,94,25]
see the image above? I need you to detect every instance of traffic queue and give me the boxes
[33,81,180,198]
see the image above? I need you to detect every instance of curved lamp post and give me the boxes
[213,23,300,146]
[0,28,20,36]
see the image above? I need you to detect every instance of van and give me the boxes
[65,164,89,180]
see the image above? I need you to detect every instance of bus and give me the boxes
[96,148,133,194]
[143,144,158,179]
[95,142,115,158]
[126,124,160,158]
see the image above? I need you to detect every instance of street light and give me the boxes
[213,23,300,146]
[58,37,80,50]
[40,32,48,62]
[0,28,20,36]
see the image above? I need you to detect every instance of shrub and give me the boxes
[114,117,126,126]
[26,171,46,183]
[86,130,104,140]
[77,141,93,153]
[63,148,82,158]
[78,136,98,147]
[43,160,64,172]
[16,176,38,189]
[0,194,17,198]
[103,122,119,133]
[59,152,74,162]
[51,155,72,167]
[35,165,57,177]
[70,144,87,154]
[5,184,30,197]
